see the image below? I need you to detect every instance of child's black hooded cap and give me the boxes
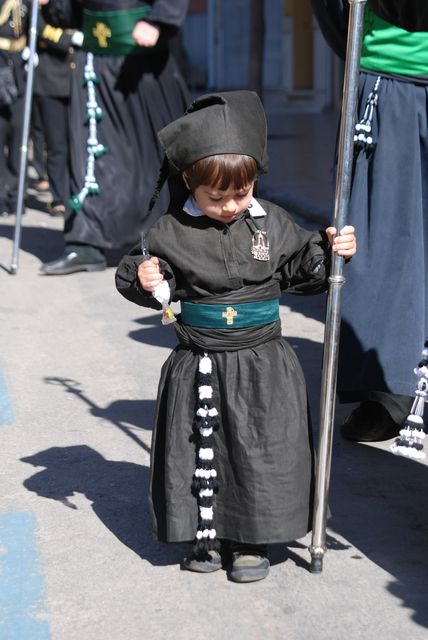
[157,90,269,175]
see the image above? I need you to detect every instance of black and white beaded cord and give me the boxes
[354,75,381,152]
[191,352,220,554]
[391,341,428,461]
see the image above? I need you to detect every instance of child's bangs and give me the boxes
[187,154,257,191]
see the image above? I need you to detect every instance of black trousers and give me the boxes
[38,95,70,207]
[0,95,24,211]
[31,96,47,181]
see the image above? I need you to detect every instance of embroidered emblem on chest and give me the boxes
[251,230,270,261]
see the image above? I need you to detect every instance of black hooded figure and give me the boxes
[115,90,339,581]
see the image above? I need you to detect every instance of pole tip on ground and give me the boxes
[309,556,323,574]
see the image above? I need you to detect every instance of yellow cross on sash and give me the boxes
[222,306,238,325]
[92,22,111,48]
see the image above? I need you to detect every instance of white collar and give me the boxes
[183,196,267,218]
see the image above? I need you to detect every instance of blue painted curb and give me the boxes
[0,512,51,639]
[0,368,15,425]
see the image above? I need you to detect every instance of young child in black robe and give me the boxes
[115,91,356,583]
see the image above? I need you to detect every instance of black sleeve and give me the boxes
[368,0,428,32]
[115,243,176,309]
[146,0,189,33]
[41,1,83,30]
[309,0,349,59]
[280,229,331,296]
[38,15,74,53]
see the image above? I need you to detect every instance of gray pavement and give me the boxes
[0,113,428,640]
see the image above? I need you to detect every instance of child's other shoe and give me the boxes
[229,543,270,583]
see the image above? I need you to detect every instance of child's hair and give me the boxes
[184,153,258,192]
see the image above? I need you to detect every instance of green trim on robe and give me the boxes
[360,8,428,77]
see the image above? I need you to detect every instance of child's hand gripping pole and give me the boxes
[140,232,176,325]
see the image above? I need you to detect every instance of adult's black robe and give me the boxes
[116,199,331,544]
[311,0,428,408]
[43,0,190,251]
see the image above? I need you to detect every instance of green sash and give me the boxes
[361,8,428,77]
[83,6,166,56]
[181,299,280,329]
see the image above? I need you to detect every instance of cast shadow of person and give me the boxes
[21,445,187,566]
[45,377,156,456]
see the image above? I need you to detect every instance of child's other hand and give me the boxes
[138,256,163,291]
[132,20,160,47]
[325,225,356,259]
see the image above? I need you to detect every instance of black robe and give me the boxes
[311,0,428,406]
[116,199,331,544]
[43,0,190,251]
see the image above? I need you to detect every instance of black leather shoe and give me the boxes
[40,251,107,275]
[340,401,401,442]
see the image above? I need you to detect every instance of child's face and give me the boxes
[192,182,255,224]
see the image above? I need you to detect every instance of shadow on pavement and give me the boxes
[20,445,186,566]
[44,377,155,454]
[283,290,328,325]
[0,221,63,264]
[329,439,428,629]
[128,315,178,350]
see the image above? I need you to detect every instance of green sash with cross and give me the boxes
[180,300,280,329]
[83,6,167,56]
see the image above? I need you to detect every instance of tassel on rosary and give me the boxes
[390,341,428,461]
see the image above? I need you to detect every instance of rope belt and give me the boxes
[83,6,166,56]
[181,299,280,329]
[0,35,26,52]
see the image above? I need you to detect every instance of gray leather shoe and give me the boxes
[183,550,222,573]
[229,543,270,583]
[230,552,270,583]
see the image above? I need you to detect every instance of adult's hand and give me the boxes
[132,20,160,47]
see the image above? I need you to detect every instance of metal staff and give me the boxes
[10,0,40,275]
[309,0,367,573]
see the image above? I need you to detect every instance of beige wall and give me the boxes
[284,0,314,90]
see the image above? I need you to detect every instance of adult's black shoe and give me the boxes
[40,251,107,275]
[340,401,401,442]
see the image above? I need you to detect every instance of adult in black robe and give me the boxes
[311,0,428,440]
[40,0,190,274]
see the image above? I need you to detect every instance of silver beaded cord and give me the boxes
[69,53,107,211]
[354,75,381,152]
[391,341,428,461]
